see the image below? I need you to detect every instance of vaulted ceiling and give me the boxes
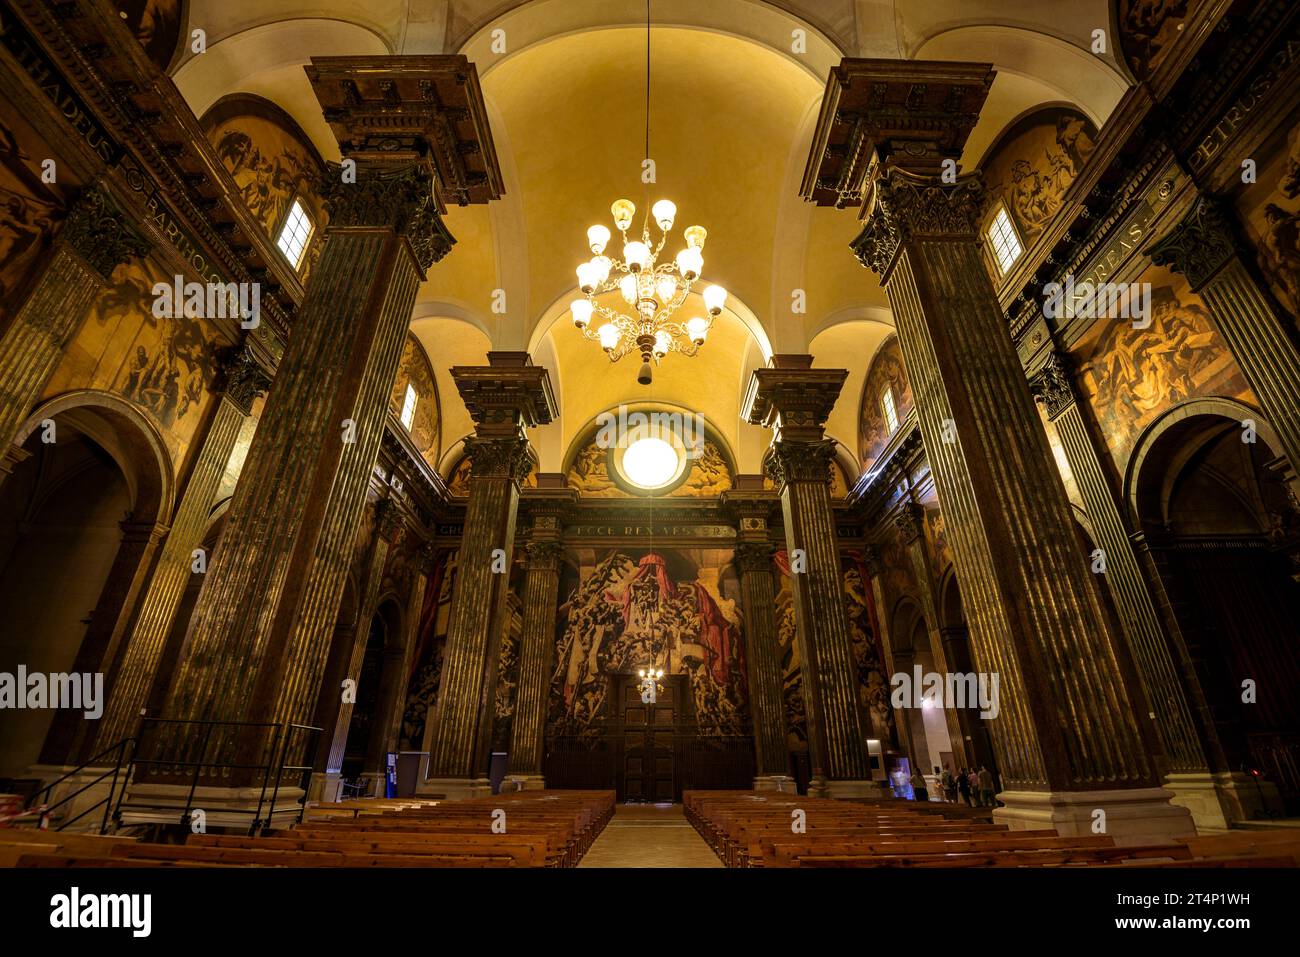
[171,0,1132,474]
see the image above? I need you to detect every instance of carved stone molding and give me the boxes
[851,167,986,277]
[1028,351,1078,420]
[766,440,838,488]
[321,162,455,269]
[893,501,925,542]
[60,182,150,281]
[733,541,775,574]
[374,497,405,544]
[215,342,272,415]
[743,360,848,446]
[1146,196,1238,292]
[524,540,565,570]
[466,434,532,483]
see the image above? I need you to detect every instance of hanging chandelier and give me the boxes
[567,0,727,385]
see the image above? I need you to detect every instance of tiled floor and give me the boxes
[579,803,723,868]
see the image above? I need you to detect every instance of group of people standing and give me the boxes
[909,765,997,807]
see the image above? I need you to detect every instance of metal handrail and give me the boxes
[23,737,135,834]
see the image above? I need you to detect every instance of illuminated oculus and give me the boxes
[620,437,681,489]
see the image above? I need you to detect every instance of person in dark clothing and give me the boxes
[956,766,973,806]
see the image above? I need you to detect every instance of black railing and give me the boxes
[115,717,323,835]
[23,737,134,834]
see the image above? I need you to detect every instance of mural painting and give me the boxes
[0,116,67,326]
[399,548,455,751]
[1118,0,1190,80]
[547,547,747,737]
[1236,111,1300,321]
[389,334,442,471]
[567,435,733,498]
[859,335,914,471]
[118,0,184,72]
[1073,266,1254,471]
[982,108,1097,248]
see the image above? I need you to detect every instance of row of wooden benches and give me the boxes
[3,790,616,868]
[682,790,1300,868]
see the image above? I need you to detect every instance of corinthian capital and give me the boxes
[466,434,532,483]
[322,162,456,270]
[216,342,272,415]
[733,541,775,573]
[851,168,986,277]
[60,182,150,281]
[765,439,837,489]
[1146,196,1238,292]
[1028,351,1078,420]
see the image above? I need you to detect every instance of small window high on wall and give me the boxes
[881,385,899,434]
[399,383,418,430]
[985,204,1023,276]
[276,198,314,270]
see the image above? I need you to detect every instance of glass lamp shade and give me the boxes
[587,224,611,254]
[619,274,638,304]
[624,241,651,272]
[576,262,598,294]
[656,275,678,303]
[590,256,612,284]
[653,330,671,356]
[685,316,710,344]
[652,199,677,231]
[571,299,593,328]
[612,199,635,231]
[675,248,703,280]
[597,323,620,350]
[684,225,707,249]
[703,284,727,315]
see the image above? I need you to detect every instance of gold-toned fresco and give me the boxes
[0,116,66,324]
[548,548,747,737]
[567,436,733,497]
[118,0,184,72]
[1119,0,1189,80]
[859,335,913,471]
[1236,111,1300,320]
[389,334,441,471]
[400,548,455,751]
[42,251,226,465]
[983,108,1097,246]
[1073,266,1254,470]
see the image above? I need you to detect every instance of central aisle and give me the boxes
[579,802,723,868]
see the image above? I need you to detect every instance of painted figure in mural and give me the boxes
[0,121,60,317]
[215,127,314,236]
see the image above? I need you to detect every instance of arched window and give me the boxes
[276,197,315,270]
[399,383,418,430]
[881,385,899,434]
[985,203,1023,275]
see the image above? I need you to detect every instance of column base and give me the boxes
[501,773,546,791]
[993,787,1196,845]
[417,776,493,801]
[118,782,308,831]
[753,774,798,793]
[307,771,342,804]
[1164,771,1283,830]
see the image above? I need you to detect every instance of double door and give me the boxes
[616,673,684,802]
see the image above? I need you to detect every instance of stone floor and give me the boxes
[578,802,723,868]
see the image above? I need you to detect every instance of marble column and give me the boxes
[319,497,403,799]
[733,541,795,790]
[0,181,149,451]
[507,531,566,788]
[1148,196,1300,495]
[805,60,1190,839]
[421,355,556,799]
[151,59,495,797]
[744,359,873,798]
[93,342,270,753]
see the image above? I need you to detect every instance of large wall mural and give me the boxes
[982,107,1097,251]
[567,434,733,498]
[389,334,442,471]
[202,95,326,280]
[42,250,227,466]
[399,548,456,751]
[1072,265,1254,471]
[118,1,184,73]
[1117,0,1190,81]
[0,115,68,328]
[859,335,913,471]
[1236,107,1300,321]
[547,547,747,737]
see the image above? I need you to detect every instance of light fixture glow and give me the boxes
[652,199,677,231]
[685,316,710,344]
[622,436,680,489]
[612,199,635,232]
[587,224,611,254]
[571,299,593,328]
[597,322,620,350]
[703,284,727,315]
[624,241,650,272]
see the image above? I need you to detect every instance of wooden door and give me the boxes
[617,674,681,802]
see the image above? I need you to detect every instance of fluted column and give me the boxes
[150,58,497,792]
[94,343,270,752]
[744,359,872,797]
[0,182,149,451]
[422,356,556,799]
[507,536,566,785]
[321,497,403,793]
[733,540,794,788]
[803,59,1190,838]
[1148,196,1300,493]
